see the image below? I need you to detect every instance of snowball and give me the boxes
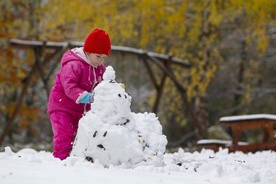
[103,66,116,81]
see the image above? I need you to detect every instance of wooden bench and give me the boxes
[197,139,248,152]
[197,114,276,153]
[220,114,276,152]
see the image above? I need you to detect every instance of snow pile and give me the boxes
[1,147,276,184]
[70,66,167,167]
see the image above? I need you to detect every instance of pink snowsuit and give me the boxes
[47,48,105,160]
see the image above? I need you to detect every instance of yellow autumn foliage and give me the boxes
[1,0,276,142]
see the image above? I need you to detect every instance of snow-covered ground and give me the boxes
[0,147,276,184]
[1,66,275,184]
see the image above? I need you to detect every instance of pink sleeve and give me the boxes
[60,62,85,102]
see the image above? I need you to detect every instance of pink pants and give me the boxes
[50,111,81,160]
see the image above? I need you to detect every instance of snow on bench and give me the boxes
[197,139,248,146]
[197,139,249,152]
[219,114,276,122]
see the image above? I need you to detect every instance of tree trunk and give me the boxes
[194,1,210,140]
[194,93,209,139]
[233,39,246,115]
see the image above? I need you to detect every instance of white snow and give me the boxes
[1,66,276,184]
[70,66,167,167]
[1,147,276,184]
[220,114,276,122]
[197,139,248,146]
[103,65,116,81]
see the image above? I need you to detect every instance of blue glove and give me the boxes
[79,92,94,104]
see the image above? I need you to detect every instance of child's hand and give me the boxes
[78,92,95,104]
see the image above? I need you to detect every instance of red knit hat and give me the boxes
[84,28,111,56]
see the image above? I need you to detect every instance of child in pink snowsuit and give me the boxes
[47,28,111,160]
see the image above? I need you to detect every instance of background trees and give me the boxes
[1,0,276,150]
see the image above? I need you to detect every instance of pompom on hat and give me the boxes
[84,28,111,56]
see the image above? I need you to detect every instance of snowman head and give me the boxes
[103,65,116,81]
[91,66,133,125]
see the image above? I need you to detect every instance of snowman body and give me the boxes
[70,66,167,167]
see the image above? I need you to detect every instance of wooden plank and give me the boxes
[197,139,276,153]
[197,139,248,152]
[226,142,276,153]
[9,39,191,67]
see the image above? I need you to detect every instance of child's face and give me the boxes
[88,53,107,68]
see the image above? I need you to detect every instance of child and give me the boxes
[47,28,111,160]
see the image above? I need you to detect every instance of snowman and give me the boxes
[70,66,167,167]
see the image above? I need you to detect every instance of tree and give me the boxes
[0,0,47,146]
[1,0,276,150]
